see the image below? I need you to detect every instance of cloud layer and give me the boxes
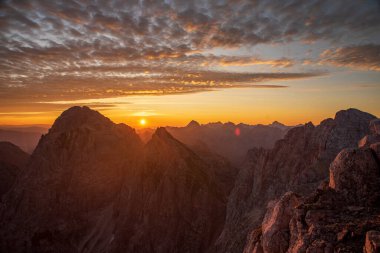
[320,44,380,71]
[1,0,380,103]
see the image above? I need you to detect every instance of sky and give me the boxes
[1,0,380,128]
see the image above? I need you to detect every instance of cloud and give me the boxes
[0,65,323,104]
[319,44,380,71]
[197,55,294,67]
[0,0,378,104]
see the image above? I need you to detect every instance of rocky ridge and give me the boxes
[216,109,376,253]
[247,117,380,252]
[0,106,231,253]
[0,107,378,253]
[111,127,227,252]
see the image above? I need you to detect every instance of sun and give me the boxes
[139,118,147,126]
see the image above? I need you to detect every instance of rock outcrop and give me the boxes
[0,141,29,199]
[359,118,380,147]
[217,109,376,253]
[258,192,301,253]
[364,231,380,253]
[248,120,380,252]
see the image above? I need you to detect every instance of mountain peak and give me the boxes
[186,120,200,128]
[50,106,113,133]
[269,121,286,129]
[153,127,173,139]
[271,121,284,126]
[148,127,192,154]
[334,108,376,123]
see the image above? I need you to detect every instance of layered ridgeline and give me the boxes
[216,109,377,253]
[138,120,290,166]
[0,106,378,253]
[0,106,233,253]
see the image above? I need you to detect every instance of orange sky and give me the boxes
[1,79,379,129]
[1,0,379,127]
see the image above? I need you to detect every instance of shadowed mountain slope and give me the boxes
[0,141,30,200]
[216,108,376,253]
[0,107,233,253]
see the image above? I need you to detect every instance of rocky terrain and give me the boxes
[0,106,233,253]
[216,109,377,253]
[0,106,144,252]
[245,118,380,252]
[0,106,378,253]
[111,127,228,252]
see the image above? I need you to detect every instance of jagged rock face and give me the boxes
[364,231,380,253]
[0,142,30,199]
[329,148,380,205]
[287,143,380,252]
[370,119,380,135]
[260,192,301,253]
[244,192,302,253]
[217,109,376,253]
[0,106,143,253]
[112,127,227,253]
[359,118,380,147]
[251,140,380,252]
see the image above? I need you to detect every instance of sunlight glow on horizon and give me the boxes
[139,118,147,127]
[1,1,379,127]
[1,81,378,128]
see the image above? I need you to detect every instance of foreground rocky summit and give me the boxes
[217,109,376,253]
[247,118,380,252]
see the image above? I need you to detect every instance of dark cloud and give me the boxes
[319,44,380,71]
[0,0,378,103]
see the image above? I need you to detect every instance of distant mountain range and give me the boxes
[0,125,48,153]
[0,119,291,165]
[0,106,379,252]
[138,120,292,166]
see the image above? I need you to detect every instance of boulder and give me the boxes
[261,192,301,253]
[329,148,380,205]
[364,230,380,253]
[370,119,380,135]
